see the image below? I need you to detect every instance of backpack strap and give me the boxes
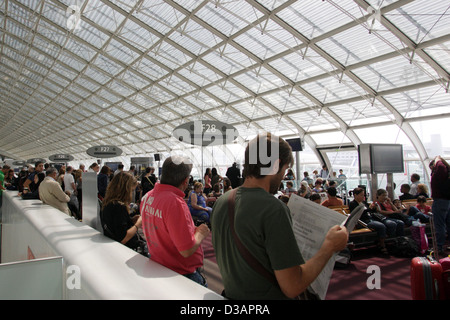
[227,188,278,286]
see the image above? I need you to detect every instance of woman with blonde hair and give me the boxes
[416,183,429,198]
[100,172,143,252]
[188,181,212,223]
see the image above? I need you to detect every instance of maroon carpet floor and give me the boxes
[326,247,413,300]
[202,235,415,300]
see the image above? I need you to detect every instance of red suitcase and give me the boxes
[410,256,445,300]
[410,213,446,300]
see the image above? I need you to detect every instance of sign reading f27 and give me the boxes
[172,120,239,147]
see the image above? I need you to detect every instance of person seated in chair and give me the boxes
[321,187,343,207]
[188,182,212,223]
[399,184,415,201]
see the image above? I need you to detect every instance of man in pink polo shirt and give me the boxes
[140,156,210,286]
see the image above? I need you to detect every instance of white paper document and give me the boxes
[287,194,364,300]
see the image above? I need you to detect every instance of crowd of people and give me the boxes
[1,135,449,300]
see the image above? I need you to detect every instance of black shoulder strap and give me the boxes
[227,188,278,286]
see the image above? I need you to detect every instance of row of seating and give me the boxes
[328,201,434,249]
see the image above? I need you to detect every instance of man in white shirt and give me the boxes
[64,166,76,195]
[410,173,420,196]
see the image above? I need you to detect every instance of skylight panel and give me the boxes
[315,24,401,67]
[196,1,263,37]
[352,55,437,92]
[105,38,140,65]
[384,85,449,118]
[424,41,450,77]
[277,1,353,39]
[151,41,191,69]
[184,91,222,111]
[84,65,111,85]
[75,20,109,49]
[133,0,184,35]
[385,0,450,44]
[92,53,123,76]
[206,82,248,105]
[84,0,126,32]
[118,19,160,52]
[169,19,219,55]
[177,63,218,88]
[202,45,254,76]
[64,38,97,62]
[234,66,286,94]
[234,19,299,60]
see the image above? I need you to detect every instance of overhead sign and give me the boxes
[12,160,26,166]
[49,154,74,162]
[173,120,239,147]
[26,158,46,164]
[86,145,122,158]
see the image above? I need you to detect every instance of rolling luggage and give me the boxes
[410,256,445,300]
[410,213,447,300]
[440,256,450,299]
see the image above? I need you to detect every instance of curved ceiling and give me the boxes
[0,0,449,165]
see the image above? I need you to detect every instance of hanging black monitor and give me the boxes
[358,144,404,174]
[286,138,303,152]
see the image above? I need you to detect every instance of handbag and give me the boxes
[227,188,319,300]
[410,222,428,255]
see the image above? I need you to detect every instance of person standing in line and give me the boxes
[39,167,71,216]
[226,162,241,189]
[64,166,76,195]
[140,156,210,287]
[211,133,348,299]
[429,156,450,256]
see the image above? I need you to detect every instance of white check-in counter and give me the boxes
[0,191,223,300]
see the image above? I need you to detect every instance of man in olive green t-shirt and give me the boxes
[211,133,348,300]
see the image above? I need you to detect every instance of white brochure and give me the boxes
[287,194,364,300]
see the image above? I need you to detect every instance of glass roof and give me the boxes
[0,0,449,172]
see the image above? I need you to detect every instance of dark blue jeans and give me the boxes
[184,269,208,287]
[431,198,450,251]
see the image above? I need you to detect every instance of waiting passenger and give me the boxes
[188,182,212,223]
[399,184,415,201]
[211,133,348,299]
[97,165,111,199]
[415,196,431,215]
[208,183,222,198]
[298,181,311,198]
[140,156,210,287]
[4,169,18,190]
[22,161,44,195]
[312,179,323,193]
[203,168,212,195]
[349,188,389,254]
[64,166,76,195]
[393,199,429,224]
[284,168,295,180]
[284,181,296,196]
[374,189,405,236]
[100,172,144,252]
[410,173,421,196]
[321,187,343,207]
[309,193,321,204]
[415,183,429,199]
[211,167,222,190]
[21,171,45,199]
[141,166,157,197]
[223,177,232,193]
[39,167,71,215]
[225,162,241,189]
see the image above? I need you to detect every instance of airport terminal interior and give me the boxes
[0,0,449,301]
